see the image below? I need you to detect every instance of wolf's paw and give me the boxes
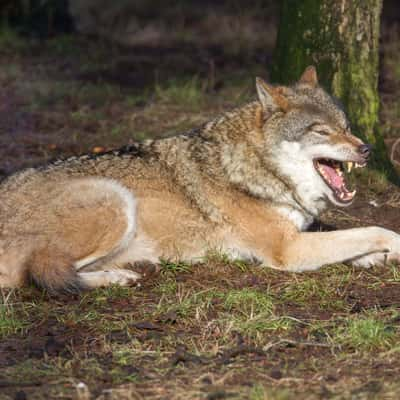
[104,269,142,286]
[351,252,400,268]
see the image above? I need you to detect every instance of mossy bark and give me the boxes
[272,0,397,181]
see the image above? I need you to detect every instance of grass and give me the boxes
[250,385,292,400]
[157,286,222,319]
[280,276,346,310]
[0,302,27,338]
[223,288,274,316]
[155,77,205,109]
[159,259,193,274]
[0,26,29,53]
[335,314,395,351]
[230,313,292,339]
[21,80,124,111]
[0,292,38,338]
[219,288,292,339]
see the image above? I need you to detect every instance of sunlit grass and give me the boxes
[280,277,346,310]
[0,303,27,338]
[250,385,292,400]
[223,288,274,316]
[155,77,205,108]
[0,292,37,338]
[159,259,193,275]
[335,315,395,351]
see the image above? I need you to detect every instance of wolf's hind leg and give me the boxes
[28,178,138,292]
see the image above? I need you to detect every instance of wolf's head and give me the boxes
[256,66,371,209]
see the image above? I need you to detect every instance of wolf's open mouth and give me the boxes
[313,159,366,204]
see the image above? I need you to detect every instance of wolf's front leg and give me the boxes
[274,227,400,272]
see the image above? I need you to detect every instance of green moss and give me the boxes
[272,0,339,85]
[273,0,398,182]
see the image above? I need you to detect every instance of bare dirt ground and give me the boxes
[1,18,400,400]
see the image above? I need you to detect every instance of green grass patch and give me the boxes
[156,278,178,296]
[0,302,28,338]
[250,385,292,400]
[82,285,134,305]
[157,287,222,319]
[0,27,28,54]
[155,77,204,108]
[55,308,101,325]
[21,80,123,111]
[233,314,292,338]
[223,288,273,316]
[159,259,193,275]
[222,289,291,338]
[335,315,395,351]
[280,277,346,310]
[0,293,39,338]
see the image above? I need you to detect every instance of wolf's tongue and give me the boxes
[320,164,343,189]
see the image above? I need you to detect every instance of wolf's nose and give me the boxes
[358,144,372,158]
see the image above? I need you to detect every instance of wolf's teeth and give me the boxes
[355,162,361,168]
[350,189,357,197]
[339,192,345,199]
[346,162,353,173]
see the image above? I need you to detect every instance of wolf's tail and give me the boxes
[29,248,86,294]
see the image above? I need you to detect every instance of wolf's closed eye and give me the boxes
[313,129,330,136]
[309,124,331,136]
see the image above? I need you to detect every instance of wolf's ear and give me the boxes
[298,66,318,87]
[256,77,288,111]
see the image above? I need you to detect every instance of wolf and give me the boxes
[0,66,399,293]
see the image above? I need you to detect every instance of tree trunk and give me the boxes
[272,0,397,180]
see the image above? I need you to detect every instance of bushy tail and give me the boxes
[28,247,87,294]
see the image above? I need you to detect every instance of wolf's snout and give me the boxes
[358,144,372,158]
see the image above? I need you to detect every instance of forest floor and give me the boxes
[1,23,400,400]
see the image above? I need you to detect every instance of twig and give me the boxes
[390,137,400,167]
[0,381,42,388]
[217,344,267,364]
[264,339,332,350]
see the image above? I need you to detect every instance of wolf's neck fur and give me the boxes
[153,101,323,227]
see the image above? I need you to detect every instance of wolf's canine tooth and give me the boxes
[346,162,353,173]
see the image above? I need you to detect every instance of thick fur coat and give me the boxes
[1,67,399,292]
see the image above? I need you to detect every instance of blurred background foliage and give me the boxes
[1,0,73,37]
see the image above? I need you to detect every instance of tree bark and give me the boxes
[272,0,397,180]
